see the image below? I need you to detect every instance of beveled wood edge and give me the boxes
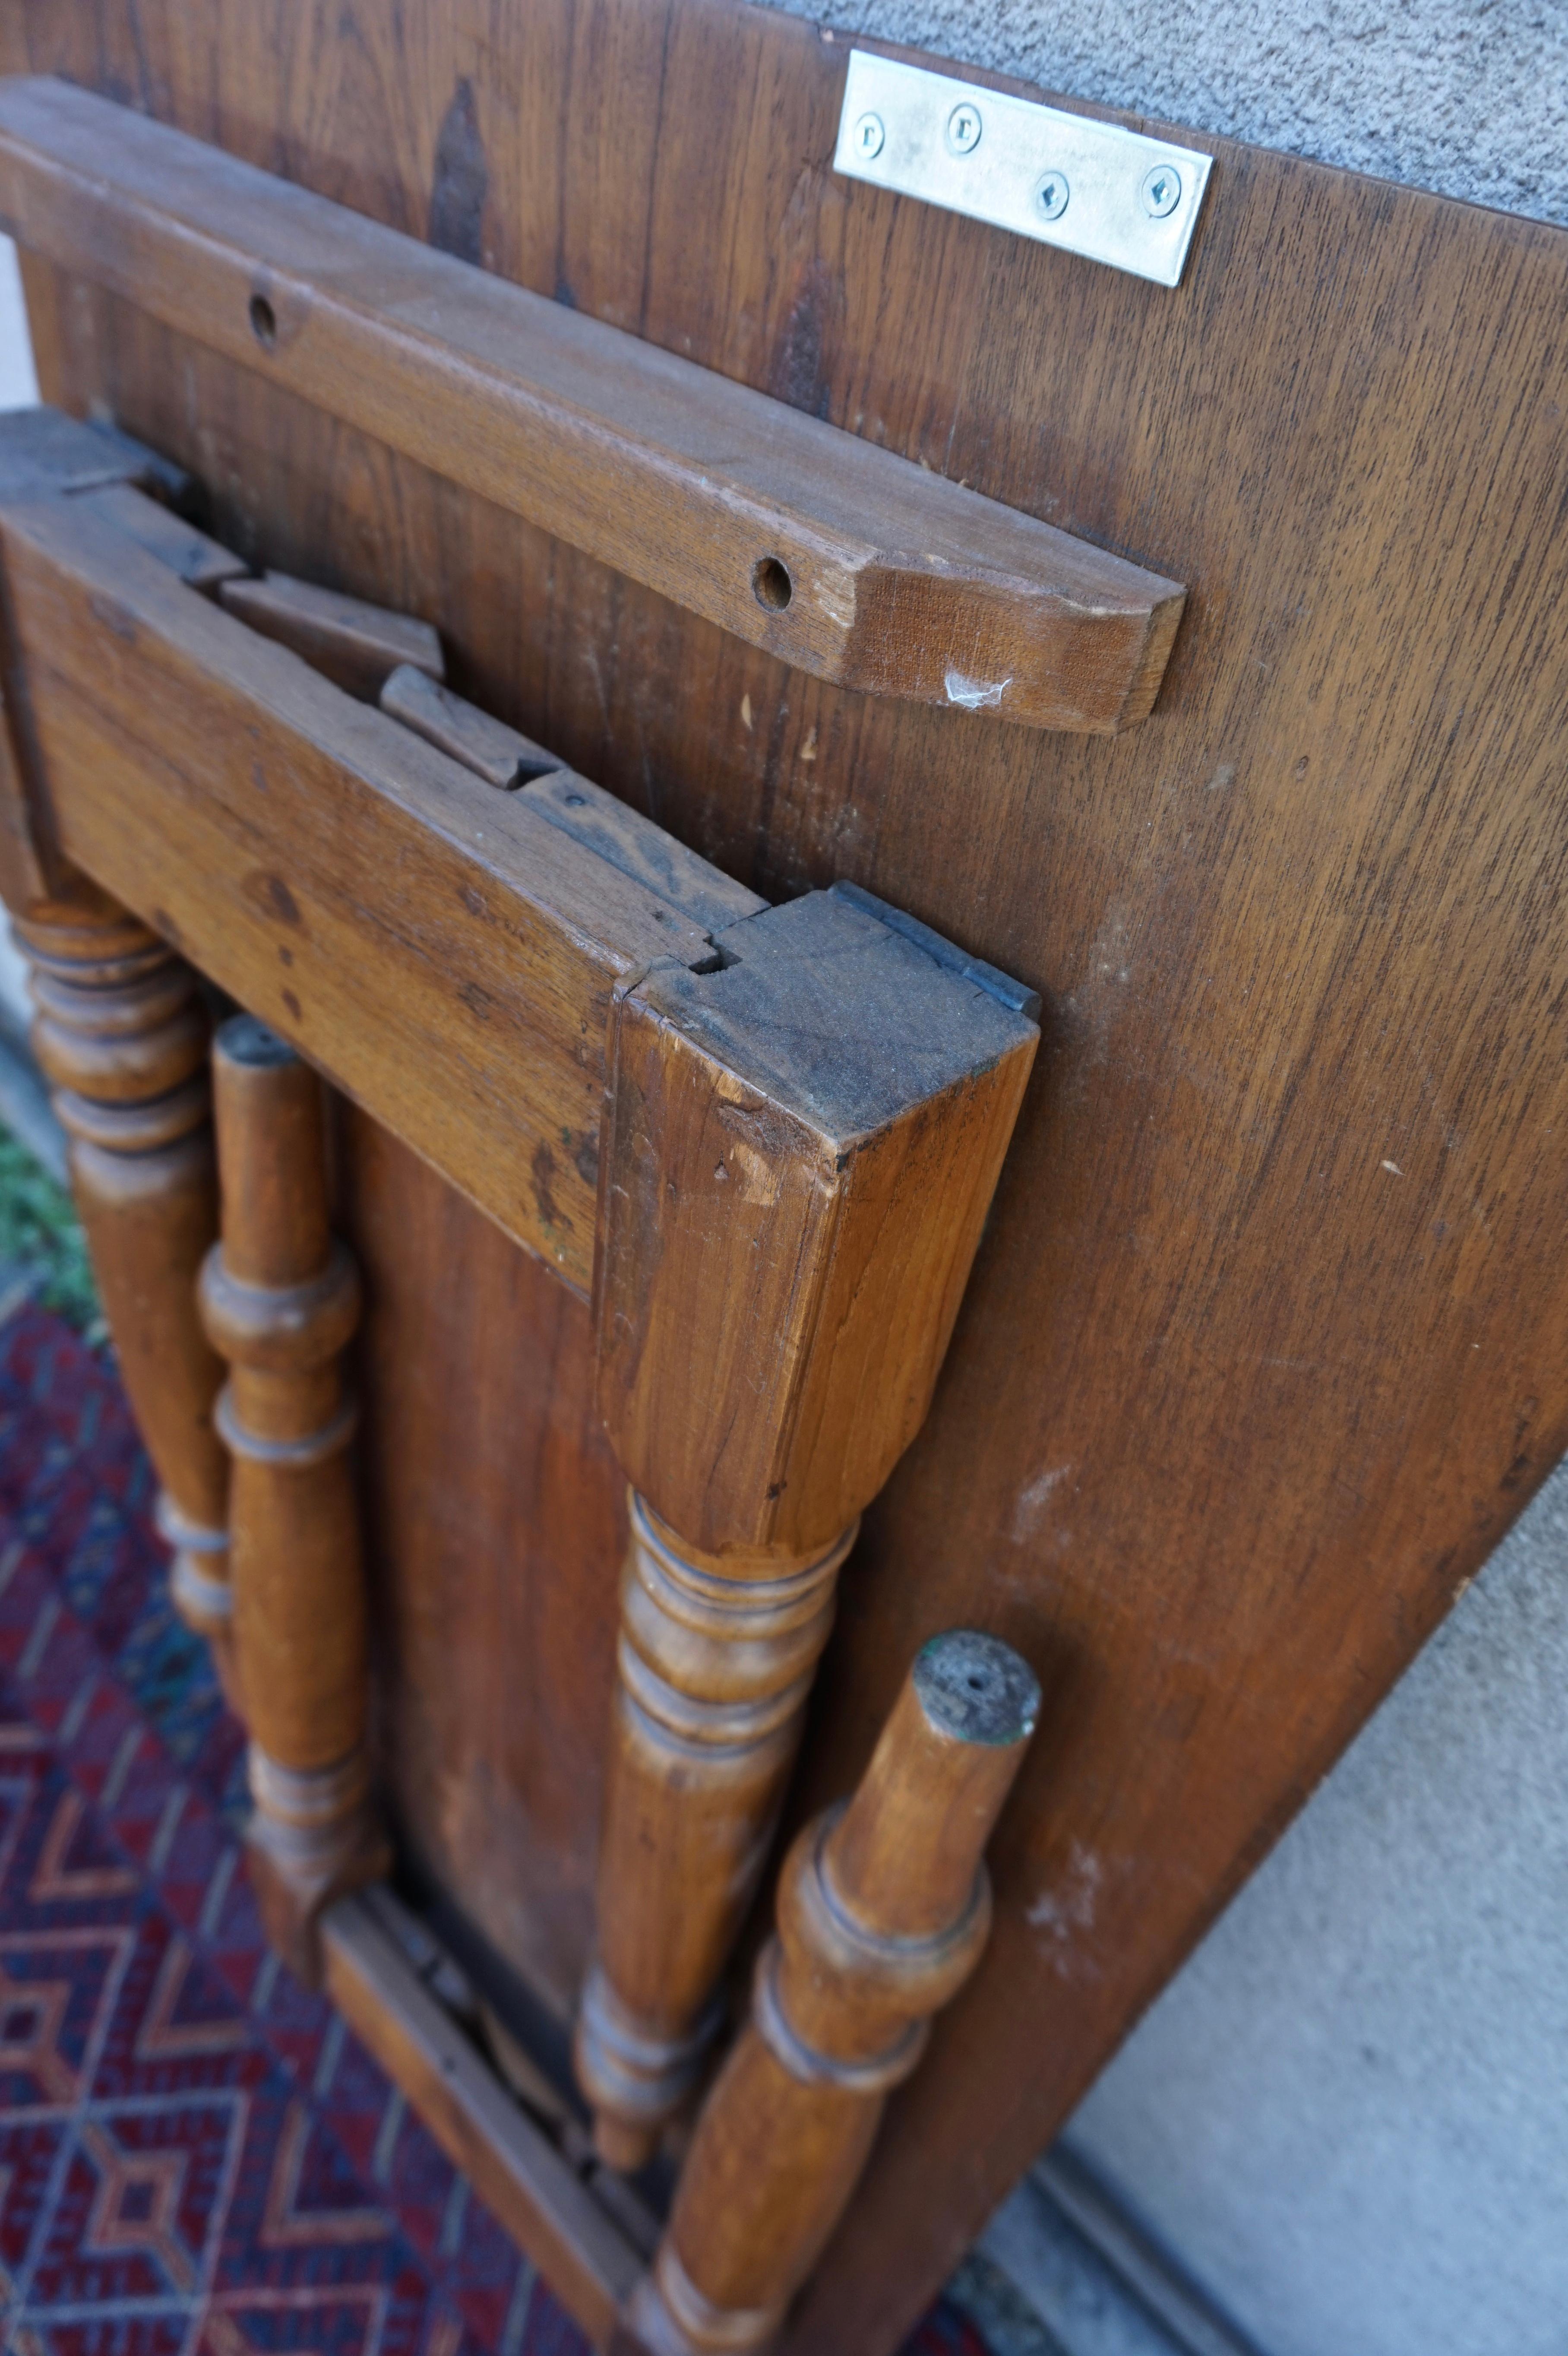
[321,1888,644,2350]
[0,74,1185,735]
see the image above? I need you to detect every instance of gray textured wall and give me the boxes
[1059,1456,1568,2356]
[752,7,1568,2352]
[762,0,1568,227]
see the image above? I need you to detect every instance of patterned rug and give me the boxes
[0,1290,989,2356]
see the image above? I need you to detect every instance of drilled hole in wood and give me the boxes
[752,556,793,611]
[250,294,277,349]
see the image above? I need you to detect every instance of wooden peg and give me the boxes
[74,481,249,593]
[218,572,443,701]
[623,1632,1040,2356]
[199,1013,387,1979]
[379,663,562,788]
[13,885,234,1690]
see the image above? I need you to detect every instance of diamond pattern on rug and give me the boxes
[0,1294,992,2356]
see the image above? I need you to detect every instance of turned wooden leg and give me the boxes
[574,1497,858,2169]
[199,1013,387,1981]
[13,886,234,1691]
[622,1631,1040,2356]
[580,899,1038,2172]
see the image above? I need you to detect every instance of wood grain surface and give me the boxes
[629,1633,1039,2355]
[380,664,563,789]
[202,1020,367,1773]
[0,73,1185,737]
[0,489,719,1287]
[339,1104,628,2022]
[201,1015,392,1976]
[16,891,231,1660]
[218,570,446,700]
[322,1887,643,2346]
[0,403,178,899]
[597,890,1037,1554]
[4,6,1567,2350]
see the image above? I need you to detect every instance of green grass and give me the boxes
[0,1121,100,1330]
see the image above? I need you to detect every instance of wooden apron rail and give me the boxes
[0,407,1039,2350]
[0,74,1185,737]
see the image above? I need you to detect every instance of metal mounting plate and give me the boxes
[833,51,1213,288]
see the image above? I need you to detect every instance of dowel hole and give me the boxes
[249,294,278,349]
[752,556,793,612]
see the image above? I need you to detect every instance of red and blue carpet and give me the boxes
[0,1294,988,2356]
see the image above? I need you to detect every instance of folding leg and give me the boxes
[199,1013,387,1980]
[15,886,233,1688]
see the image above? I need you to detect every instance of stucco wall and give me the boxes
[759,0,1568,227]
[1059,1459,1568,2356]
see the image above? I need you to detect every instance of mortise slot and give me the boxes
[689,941,743,976]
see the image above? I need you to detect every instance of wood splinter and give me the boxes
[199,1014,388,1979]
[620,1629,1040,2356]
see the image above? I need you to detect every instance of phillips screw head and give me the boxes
[1036,171,1070,222]
[946,102,983,156]
[1141,164,1182,218]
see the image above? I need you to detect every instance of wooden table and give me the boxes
[0,8,1565,2352]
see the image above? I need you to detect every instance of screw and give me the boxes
[1035,171,1070,222]
[945,102,983,156]
[852,111,885,161]
[1141,164,1182,218]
